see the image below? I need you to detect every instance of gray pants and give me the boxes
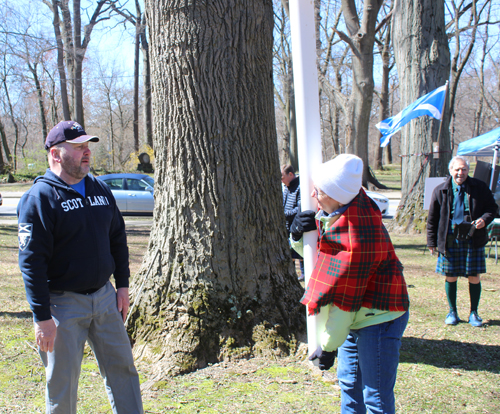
[40,282,143,414]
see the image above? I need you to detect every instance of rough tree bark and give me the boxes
[129,0,306,382]
[391,0,450,232]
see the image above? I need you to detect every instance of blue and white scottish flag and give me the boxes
[376,84,447,147]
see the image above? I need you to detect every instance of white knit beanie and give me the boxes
[312,154,363,205]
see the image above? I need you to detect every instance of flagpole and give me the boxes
[435,81,449,159]
[289,0,328,358]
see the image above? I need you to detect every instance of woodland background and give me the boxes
[0,0,498,178]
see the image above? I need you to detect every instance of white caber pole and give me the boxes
[289,0,328,356]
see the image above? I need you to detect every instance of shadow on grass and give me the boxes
[0,310,32,319]
[394,244,428,251]
[126,229,151,237]
[0,226,18,235]
[401,336,500,373]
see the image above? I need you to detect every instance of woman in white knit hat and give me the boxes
[290,154,410,414]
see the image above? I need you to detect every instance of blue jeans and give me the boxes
[337,311,409,414]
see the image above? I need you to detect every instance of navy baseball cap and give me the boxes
[45,121,99,150]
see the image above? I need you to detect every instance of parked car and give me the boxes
[97,173,154,215]
[366,190,389,216]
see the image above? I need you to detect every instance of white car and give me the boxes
[366,190,389,216]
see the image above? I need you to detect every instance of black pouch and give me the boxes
[453,221,476,241]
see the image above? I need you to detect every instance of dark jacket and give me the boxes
[283,175,301,233]
[17,170,130,322]
[427,176,497,255]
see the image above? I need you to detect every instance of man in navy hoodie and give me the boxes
[17,121,143,414]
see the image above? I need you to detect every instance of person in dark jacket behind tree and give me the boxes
[281,164,304,279]
[427,155,497,327]
[17,121,143,414]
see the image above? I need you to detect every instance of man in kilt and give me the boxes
[427,155,497,327]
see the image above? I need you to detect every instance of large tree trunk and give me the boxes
[340,0,384,186]
[391,0,450,232]
[130,0,306,382]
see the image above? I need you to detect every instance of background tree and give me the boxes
[334,0,385,187]
[128,0,305,381]
[314,0,346,161]
[0,50,21,171]
[42,0,119,127]
[373,2,395,171]
[273,1,298,170]
[110,0,153,151]
[14,28,54,144]
[445,0,492,150]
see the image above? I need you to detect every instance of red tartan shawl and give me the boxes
[300,189,409,315]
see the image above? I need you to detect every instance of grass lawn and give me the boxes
[1,166,499,413]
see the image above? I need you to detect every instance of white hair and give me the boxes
[448,155,470,170]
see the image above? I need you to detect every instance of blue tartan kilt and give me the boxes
[436,222,486,277]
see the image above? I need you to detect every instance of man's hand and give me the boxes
[473,218,485,229]
[429,247,436,255]
[116,287,130,323]
[35,319,57,353]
